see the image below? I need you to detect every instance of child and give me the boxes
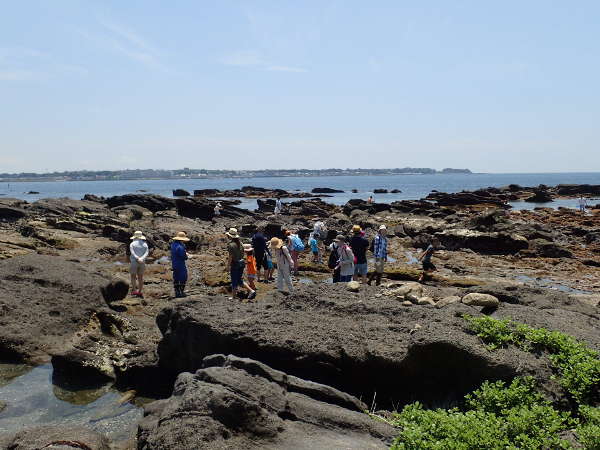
[244,244,258,291]
[309,233,319,263]
[265,247,275,281]
[418,243,437,282]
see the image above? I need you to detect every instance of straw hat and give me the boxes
[130,230,146,240]
[172,231,190,241]
[269,237,284,249]
[243,243,253,252]
[352,225,362,234]
[225,228,240,239]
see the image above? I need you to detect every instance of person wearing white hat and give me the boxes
[129,230,149,297]
[269,237,294,293]
[368,224,388,286]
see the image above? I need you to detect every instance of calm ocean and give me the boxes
[2,173,599,211]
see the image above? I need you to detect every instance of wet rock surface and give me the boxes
[0,424,110,449]
[138,354,396,449]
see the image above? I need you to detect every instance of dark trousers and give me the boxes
[174,280,186,297]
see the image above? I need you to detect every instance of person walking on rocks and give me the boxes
[129,230,149,297]
[286,230,303,275]
[270,237,294,293]
[244,244,258,291]
[418,242,437,282]
[335,235,355,282]
[214,202,222,217]
[309,233,319,263]
[274,197,283,215]
[328,239,341,283]
[350,225,369,283]
[171,231,190,298]
[251,227,269,282]
[226,228,256,299]
[579,195,587,214]
[368,225,388,286]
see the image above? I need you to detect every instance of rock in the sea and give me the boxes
[105,194,175,212]
[461,293,500,308]
[138,354,396,449]
[0,425,110,449]
[172,189,190,197]
[175,198,254,220]
[373,189,388,194]
[436,295,461,309]
[312,187,344,193]
[347,280,361,292]
[524,190,553,203]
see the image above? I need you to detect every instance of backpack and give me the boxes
[327,247,338,269]
[291,235,305,251]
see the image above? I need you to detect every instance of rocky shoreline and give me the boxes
[0,184,598,448]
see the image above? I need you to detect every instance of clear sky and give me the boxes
[1,1,600,173]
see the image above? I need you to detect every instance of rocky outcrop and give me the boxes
[373,189,388,194]
[0,254,110,362]
[28,198,109,216]
[175,198,254,220]
[0,205,28,221]
[155,283,599,409]
[524,189,553,203]
[285,198,340,216]
[427,191,508,208]
[0,425,110,450]
[555,184,600,195]
[137,354,396,449]
[172,189,190,196]
[193,186,316,198]
[435,229,529,254]
[105,194,175,212]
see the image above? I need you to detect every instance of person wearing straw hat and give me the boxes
[269,237,294,293]
[171,231,190,298]
[226,228,256,299]
[129,230,149,297]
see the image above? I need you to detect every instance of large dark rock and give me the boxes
[0,425,110,450]
[154,283,600,411]
[172,189,191,197]
[373,189,388,194]
[527,239,572,258]
[0,206,27,221]
[28,198,109,216]
[138,354,396,449]
[0,254,110,362]
[312,187,344,193]
[435,229,529,254]
[256,198,275,213]
[175,198,254,220]
[100,278,129,303]
[524,190,553,203]
[427,191,508,208]
[556,184,600,195]
[105,194,175,212]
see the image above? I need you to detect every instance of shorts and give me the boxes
[130,260,146,275]
[423,261,436,271]
[230,262,245,289]
[255,250,269,270]
[247,273,257,280]
[374,258,385,274]
[354,263,368,276]
[312,250,319,256]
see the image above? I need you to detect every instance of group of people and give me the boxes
[128,218,439,300]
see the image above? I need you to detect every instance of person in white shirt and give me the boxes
[274,197,283,215]
[129,230,149,297]
[270,237,294,293]
[579,195,587,214]
[214,202,222,217]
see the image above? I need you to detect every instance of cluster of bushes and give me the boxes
[376,316,600,449]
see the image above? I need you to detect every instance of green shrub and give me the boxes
[464,315,600,404]
[577,405,600,450]
[387,378,574,449]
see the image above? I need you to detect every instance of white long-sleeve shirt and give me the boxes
[130,239,149,263]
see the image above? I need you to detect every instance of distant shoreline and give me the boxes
[0,170,474,183]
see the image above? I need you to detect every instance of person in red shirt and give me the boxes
[244,244,258,291]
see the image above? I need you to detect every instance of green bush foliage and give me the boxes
[464,315,600,404]
[379,317,600,449]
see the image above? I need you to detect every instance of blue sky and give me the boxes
[1,1,600,173]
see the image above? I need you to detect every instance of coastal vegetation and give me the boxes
[378,316,600,449]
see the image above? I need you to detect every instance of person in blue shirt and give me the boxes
[308,233,320,263]
[368,225,388,286]
[171,231,190,298]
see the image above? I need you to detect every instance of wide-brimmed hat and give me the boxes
[334,234,346,242]
[269,237,284,249]
[225,228,239,239]
[378,225,387,231]
[130,230,146,240]
[243,243,253,252]
[352,225,362,234]
[172,231,190,241]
